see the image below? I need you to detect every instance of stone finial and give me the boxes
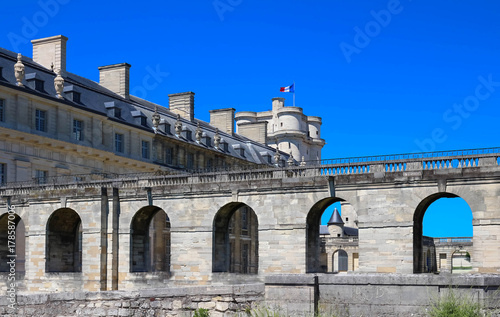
[274,148,281,166]
[174,114,182,136]
[195,122,202,143]
[152,106,161,132]
[54,68,64,99]
[214,128,221,149]
[300,156,306,166]
[287,151,295,166]
[14,53,25,87]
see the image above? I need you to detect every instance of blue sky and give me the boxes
[1,0,494,237]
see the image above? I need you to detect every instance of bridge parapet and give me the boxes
[0,147,498,192]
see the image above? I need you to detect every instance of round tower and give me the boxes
[327,208,344,237]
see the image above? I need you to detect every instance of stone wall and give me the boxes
[265,274,500,317]
[1,274,499,316]
[0,284,264,317]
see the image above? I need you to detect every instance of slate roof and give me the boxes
[0,47,288,166]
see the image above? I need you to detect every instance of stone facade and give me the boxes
[0,151,498,297]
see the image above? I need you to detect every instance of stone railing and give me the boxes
[0,147,499,191]
[433,237,473,246]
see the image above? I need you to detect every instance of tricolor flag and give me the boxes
[280,83,295,93]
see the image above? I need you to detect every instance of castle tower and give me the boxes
[327,208,344,237]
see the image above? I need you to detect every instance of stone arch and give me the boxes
[130,206,170,273]
[212,202,258,274]
[413,192,472,273]
[0,213,25,273]
[46,208,82,272]
[332,249,348,273]
[307,197,353,273]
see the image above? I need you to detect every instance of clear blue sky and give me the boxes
[2,0,494,237]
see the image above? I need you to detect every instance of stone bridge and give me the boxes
[0,148,499,294]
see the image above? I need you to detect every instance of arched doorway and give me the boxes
[307,197,359,273]
[451,249,472,273]
[212,203,258,274]
[413,193,472,273]
[46,208,82,272]
[332,249,348,272]
[130,206,170,273]
[0,213,25,273]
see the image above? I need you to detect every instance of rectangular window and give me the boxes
[140,116,147,127]
[0,163,5,185]
[114,108,121,118]
[35,170,47,184]
[165,147,173,165]
[141,140,150,159]
[34,79,44,92]
[241,208,248,231]
[73,119,83,141]
[35,109,46,132]
[0,99,4,122]
[115,133,124,153]
[187,153,194,169]
[73,92,81,103]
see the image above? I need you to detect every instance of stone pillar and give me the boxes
[111,188,120,290]
[100,188,109,291]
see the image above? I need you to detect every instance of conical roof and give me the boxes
[327,208,344,225]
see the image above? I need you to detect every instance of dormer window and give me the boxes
[260,152,272,164]
[131,110,147,127]
[232,144,245,157]
[73,92,81,103]
[222,142,229,152]
[26,73,45,92]
[105,101,122,119]
[202,135,211,147]
[64,85,83,104]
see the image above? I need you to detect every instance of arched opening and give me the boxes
[46,208,82,272]
[413,193,473,273]
[0,213,25,273]
[130,206,170,273]
[451,249,472,274]
[308,197,358,273]
[212,203,258,274]
[332,249,348,272]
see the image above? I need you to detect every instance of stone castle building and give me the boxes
[0,35,325,292]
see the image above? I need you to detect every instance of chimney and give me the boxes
[168,92,195,121]
[209,108,235,134]
[237,122,267,144]
[31,35,68,73]
[98,63,131,99]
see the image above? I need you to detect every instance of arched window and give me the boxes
[0,213,25,273]
[46,208,82,272]
[130,206,170,273]
[332,249,348,272]
[213,203,258,274]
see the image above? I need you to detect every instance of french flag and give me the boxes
[280,83,294,93]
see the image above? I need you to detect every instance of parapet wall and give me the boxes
[265,274,500,316]
[1,274,499,316]
[0,283,264,317]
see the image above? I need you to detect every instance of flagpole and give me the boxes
[293,81,295,107]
